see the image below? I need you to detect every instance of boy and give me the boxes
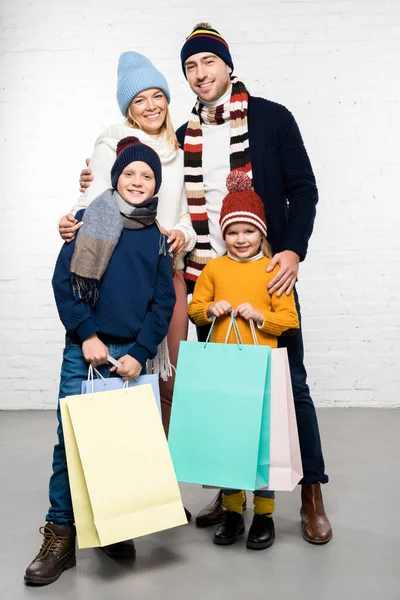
[24,137,176,586]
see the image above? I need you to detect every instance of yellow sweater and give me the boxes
[188,255,299,347]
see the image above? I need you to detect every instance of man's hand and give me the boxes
[167,229,186,254]
[59,213,83,242]
[82,334,108,367]
[110,355,142,381]
[79,158,93,192]
[207,300,232,318]
[267,250,300,297]
[234,303,263,325]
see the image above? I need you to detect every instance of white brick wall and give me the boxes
[1,0,399,409]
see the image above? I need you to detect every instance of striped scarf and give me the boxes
[183,77,252,282]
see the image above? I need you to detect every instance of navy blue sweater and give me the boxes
[176,96,318,262]
[52,209,176,367]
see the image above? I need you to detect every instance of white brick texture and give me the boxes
[1,0,399,408]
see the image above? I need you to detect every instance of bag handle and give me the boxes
[87,364,105,394]
[204,312,243,349]
[225,315,259,345]
[224,313,244,345]
[249,319,259,345]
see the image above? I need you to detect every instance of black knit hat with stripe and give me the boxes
[111,136,162,194]
[180,23,234,77]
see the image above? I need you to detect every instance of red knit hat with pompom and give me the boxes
[219,171,267,238]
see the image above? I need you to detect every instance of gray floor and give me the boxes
[1,409,399,600]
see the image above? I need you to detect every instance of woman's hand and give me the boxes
[167,229,186,254]
[110,355,142,381]
[59,214,83,242]
[234,303,263,325]
[207,300,232,318]
[82,334,108,367]
[79,158,93,192]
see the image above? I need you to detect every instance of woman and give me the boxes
[58,51,196,438]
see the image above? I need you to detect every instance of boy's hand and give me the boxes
[166,229,185,254]
[82,334,108,367]
[79,158,93,192]
[234,303,263,325]
[59,213,83,242]
[207,300,232,318]
[110,355,142,381]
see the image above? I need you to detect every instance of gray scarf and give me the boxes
[70,189,159,305]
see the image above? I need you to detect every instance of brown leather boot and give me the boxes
[300,483,332,544]
[195,490,247,528]
[24,523,76,585]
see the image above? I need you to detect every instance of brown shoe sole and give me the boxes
[24,555,76,586]
[301,522,333,545]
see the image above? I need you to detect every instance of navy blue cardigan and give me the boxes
[176,96,318,262]
[52,209,176,367]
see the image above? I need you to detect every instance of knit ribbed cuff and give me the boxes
[75,319,98,343]
[189,304,214,326]
[128,343,149,368]
[283,242,306,262]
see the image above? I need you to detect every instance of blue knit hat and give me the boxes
[116,52,171,117]
[111,137,162,195]
[180,24,234,77]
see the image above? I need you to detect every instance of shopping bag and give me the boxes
[60,383,186,549]
[168,315,271,491]
[260,347,303,491]
[80,371,161,416]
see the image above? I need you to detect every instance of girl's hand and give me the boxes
[59,213,83,242]
[234,303,263,325]
[110,354,142,381]
[207,300,232,318]
[82,334,108,367]
[167,229,186,254]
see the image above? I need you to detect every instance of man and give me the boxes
[176,23,332,545]
[73,23,332,544]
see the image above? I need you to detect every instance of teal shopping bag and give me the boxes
[168,316,271,491]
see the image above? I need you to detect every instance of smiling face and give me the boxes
[128,88,168,135]
[184,52,232,102]
[117,161,156,205]
[224,222,263,260]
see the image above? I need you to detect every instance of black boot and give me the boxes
[246,514,275,550]
[213,511,245,546]
[101,539,136,559]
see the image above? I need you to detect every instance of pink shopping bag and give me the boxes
[260,347,303,491]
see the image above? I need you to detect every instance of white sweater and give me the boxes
[201,86,232,257]
[71,123,196,270]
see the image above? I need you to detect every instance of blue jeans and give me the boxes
[196,289,328,485]
[46,336,138,525]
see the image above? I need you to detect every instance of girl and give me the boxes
[188,171,299,550]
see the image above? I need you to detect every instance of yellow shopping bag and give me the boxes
[60,384,186,549]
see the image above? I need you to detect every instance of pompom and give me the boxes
[226,170,252,193]
[194,22,213,30]
[116,136,140,156]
